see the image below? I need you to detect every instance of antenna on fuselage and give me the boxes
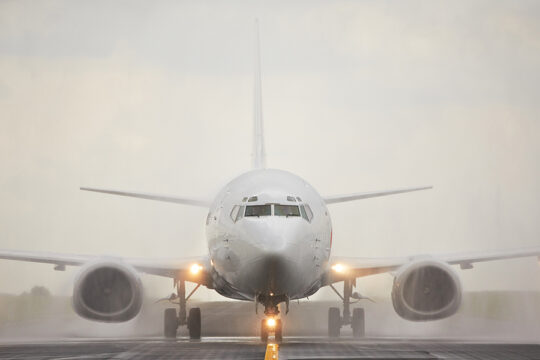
[252,19,266,169]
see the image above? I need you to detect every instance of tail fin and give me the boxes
[252,19,266,169]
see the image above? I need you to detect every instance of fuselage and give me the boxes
[206,169,332,301]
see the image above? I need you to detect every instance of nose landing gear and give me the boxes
[257,294,287,342]
[261,317,282,342]
[328,278,368,338]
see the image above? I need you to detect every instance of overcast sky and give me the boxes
[1,0,540,300]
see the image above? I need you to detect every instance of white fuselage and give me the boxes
[206,169,332,301]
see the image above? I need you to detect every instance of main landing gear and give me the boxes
[328,278,367,338]
[163,278,202,339]
[257,294,287,343]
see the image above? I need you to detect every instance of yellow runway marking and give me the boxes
[264,343,279,360]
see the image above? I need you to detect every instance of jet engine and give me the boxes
[72,260,143,322]
[391,259,461,321]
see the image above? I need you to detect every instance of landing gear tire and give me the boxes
[188,307,201,339]
[328,307,341,338]
[275,319,283,343]
[164,308,178,339]
[260,319,269,342]
[352,308,365,338]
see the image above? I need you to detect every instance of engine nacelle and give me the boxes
[391,259,461,321]
[72,260,143,322]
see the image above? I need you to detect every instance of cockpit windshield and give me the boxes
[274,204,300,217]
[245,205,271,217]
[235,196,313,222]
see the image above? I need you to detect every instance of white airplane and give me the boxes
[1,24,540,342]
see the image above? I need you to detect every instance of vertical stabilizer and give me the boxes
[252,19,266,169]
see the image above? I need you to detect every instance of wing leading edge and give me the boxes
[323,186,433,205]
[80,187,211,207]
[0,249,210,283]
[327,246,540,284]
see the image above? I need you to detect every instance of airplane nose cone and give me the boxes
[257,230,290,255]
[244,217,302,254]
[240,218,308,295]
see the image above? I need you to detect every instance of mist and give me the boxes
[2,290,540,342]
[1,0,540,340]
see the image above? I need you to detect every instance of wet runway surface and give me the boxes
[0,337,540,360]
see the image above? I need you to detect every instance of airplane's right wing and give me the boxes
[0,249,211,283]
[80,187,211,207]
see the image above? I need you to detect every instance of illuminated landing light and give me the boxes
[266,318,276,328]
[331,263,346,273]
[190,264,203,275]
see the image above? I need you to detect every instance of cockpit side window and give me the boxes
[230,205,240,222]
[237,206,245,221]
[274,204,300,217]
[299,205,309,221]
[245,204,271,217]
[304,204,314,222]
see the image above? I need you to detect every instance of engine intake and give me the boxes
[73,261,143,322]
[391,260,461,321]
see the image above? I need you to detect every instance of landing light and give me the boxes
[331,263,346,273]
[266,318,276,328]
[190,264,203,275]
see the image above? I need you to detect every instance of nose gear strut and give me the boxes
[256,293,288,342]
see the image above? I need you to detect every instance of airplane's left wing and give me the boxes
[322,186,432,205]
[0,249,210,283]
[327,246,540,284]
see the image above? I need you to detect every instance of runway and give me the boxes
[0,338,539,360]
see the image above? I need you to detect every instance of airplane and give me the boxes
[1,22,540,342]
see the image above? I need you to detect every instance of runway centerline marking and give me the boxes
[265,342,279,360]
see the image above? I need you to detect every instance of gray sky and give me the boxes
[1,0,540,300]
